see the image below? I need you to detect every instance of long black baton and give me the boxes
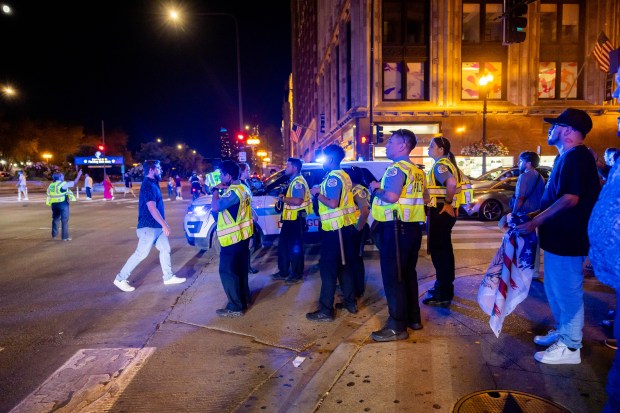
[394,209,402,282]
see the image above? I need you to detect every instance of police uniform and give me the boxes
[46,179,77,240]
[372,159,426,333]
[351,183,371,297]
[277,174,311,282]
[307,169,357,320]
[425,157,473,305]
[216,183,254,313]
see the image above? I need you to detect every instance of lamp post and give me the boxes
[478,73,494,174]
[167,9,243,131]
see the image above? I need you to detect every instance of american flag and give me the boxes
[593,31,615,73]
[291,123,302,143]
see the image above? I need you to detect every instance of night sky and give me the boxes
[0,1,291,157]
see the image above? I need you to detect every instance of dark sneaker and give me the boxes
[335,302,358,314]
[422,294,451,307]
[371,327,408,342]
[408,322,423,330]
[216,308,243,318]
[284,276,303,285]
[271,272,288,280]
[306,310,334,322]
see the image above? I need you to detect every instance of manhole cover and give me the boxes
[453,390,571,413]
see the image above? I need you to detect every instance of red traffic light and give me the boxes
[361,136,368,144]
[97,145,105,151]
[236,133,245,141]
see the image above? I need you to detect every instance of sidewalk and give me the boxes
[111,245,614,412]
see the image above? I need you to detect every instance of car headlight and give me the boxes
[189,205,210,216]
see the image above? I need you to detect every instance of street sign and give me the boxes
[238,152,246,162]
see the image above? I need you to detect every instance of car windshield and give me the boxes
[473,167,514,181]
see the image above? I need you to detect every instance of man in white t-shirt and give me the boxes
[16,171,28,201]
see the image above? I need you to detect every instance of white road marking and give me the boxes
[10,347,155,413]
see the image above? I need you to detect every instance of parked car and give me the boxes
[464,166,551,220]
[183,161,392,252]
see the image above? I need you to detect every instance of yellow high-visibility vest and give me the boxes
[216,184,254,247]
[318,169,356,231]
[426,158,473,208]
[46,181,76,206]
[282,174,311,221]
[371,161,426,222]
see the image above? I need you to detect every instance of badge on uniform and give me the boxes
[327,178,338,187]
[222,191,232,198]
[387,167,398,177]
[294,183,303,189]
[437,165,449,174]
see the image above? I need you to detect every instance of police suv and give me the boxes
[183,161,392,252]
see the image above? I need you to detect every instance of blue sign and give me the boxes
[75,155,124,167]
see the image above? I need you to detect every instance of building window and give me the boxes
[538,1,583,100]
[461,2,506,100]
[382,0,429,101]
[462,61,502,100]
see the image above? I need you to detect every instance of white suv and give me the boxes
[183,161,392,252]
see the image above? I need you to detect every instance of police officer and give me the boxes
[307,145,358,321]
[348,166,371,298]
[46,169,83,241]
[369,129,427,341]
[211,160,254,317]
[424,137,473,307]
[272,158,311,284]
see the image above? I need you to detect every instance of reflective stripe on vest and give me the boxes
[282,174,312,221]
[371,160,426,223]
[318,169,357,231]
[46,181,75,206]
[216,184,254,247]
[426,158,474,208]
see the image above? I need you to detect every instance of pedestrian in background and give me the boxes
[423,136,473,308]
[16,171,28,201]
[103,175,114,201]
[369,129,427,341]
[113,160,186,292]
[272,158,311,284]
[239,162,259,274]
[516,108,600,365]
[46,169,83,241]
[124,172,136,198]
[84,173,93,200]
[307,145,358,322]
[211,160,254,317]
[175,174,183,199]
[167,176,176,200]
[348,166,371,298]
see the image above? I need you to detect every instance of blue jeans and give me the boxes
[543,251,585,349]
[603,290,620,412]
[116,228,173,281]
[51,202,70,240]
[85,187,92,198]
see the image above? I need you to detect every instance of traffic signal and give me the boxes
[97,144,105,152]
[503,0,527,45]
[236,133,245,141]
[375,125,384,143]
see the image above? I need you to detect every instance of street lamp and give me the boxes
[42,153,52,163]
[2,85,16,98]
[166,8,243,131]
[478,73,494,174]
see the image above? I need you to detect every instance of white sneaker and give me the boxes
[533,329,560,346]
[164,275,186,285]
[534,342,581,364]
[114,279,135,292]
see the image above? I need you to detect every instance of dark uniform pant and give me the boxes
[277,219,305,278]
[350,224,369,297]
[429,205,457,300]
[51,201,70,240]
[318,224,357,316]
[219,238,251,311]
[378,221,423,331]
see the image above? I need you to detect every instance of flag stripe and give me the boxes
[291,123,302,143]
[593,31,615,72]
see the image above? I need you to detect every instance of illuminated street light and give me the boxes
[256,150,267,158]
[192,149,196,154]
[2,4,12,15]
[165,7,243,131]
[42,153,53,163]
[2,85,16,98]
[263,157,271,163]
[478,72,494,174]
[246,137,260,145]
[156,137,162,143]
[177,144,183,150]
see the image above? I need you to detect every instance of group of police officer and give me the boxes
[206,130,472,343]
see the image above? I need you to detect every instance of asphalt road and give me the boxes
[3,193,580,412]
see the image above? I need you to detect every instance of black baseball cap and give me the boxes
[543,108,593,136]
